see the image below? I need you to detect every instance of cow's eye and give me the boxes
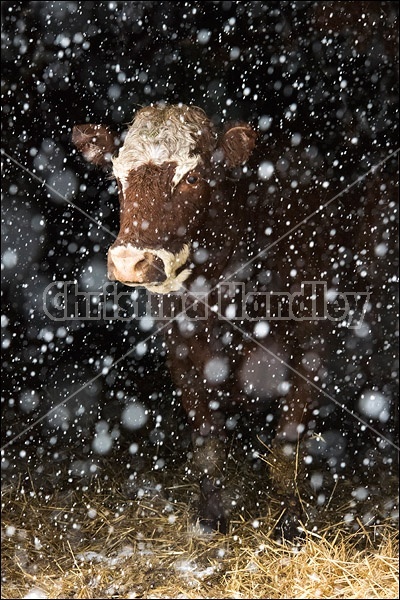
[186,174,198,184]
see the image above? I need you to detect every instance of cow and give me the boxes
[72,103,321,536]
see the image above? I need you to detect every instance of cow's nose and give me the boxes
[108,246,166,284]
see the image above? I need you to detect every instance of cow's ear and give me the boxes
[218,123,257,168]
[72,124,119,167]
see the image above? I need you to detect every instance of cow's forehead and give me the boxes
[112,105,211,191]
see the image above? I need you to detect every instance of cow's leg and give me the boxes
[181,375,227,532]
[266,315,325,540]
[167,337,228,532]
[179,383,227,532]
[271,376,320,542]
[192,433,227,533]
[270,372,314,540]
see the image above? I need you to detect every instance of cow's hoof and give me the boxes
[198,515,228,535]
[275,495,305,542]
[198,476,228,534]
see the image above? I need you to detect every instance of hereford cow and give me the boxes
[72,103,318,535]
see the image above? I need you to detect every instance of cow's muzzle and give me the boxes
[107,244,191,293]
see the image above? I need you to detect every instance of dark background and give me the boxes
[1,2,398,519]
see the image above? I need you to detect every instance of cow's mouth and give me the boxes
[108,243,192,293]
[175,261,190,277]
[143,259,192,294]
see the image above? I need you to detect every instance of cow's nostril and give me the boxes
[130,255,167,283]
[134,259,149,277]
[146,255,167,283]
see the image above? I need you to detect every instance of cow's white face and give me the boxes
[72,103,257,294]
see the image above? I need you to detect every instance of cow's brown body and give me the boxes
[72,103,350,534]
